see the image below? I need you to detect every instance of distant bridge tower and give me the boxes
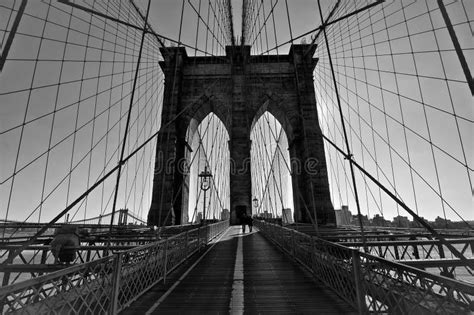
[148,44,335,226]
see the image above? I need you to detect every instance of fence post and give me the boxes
[1,250,13,287]
[0,251,13,313]
[185,231,189,257]
[291,229,296,256]
[111,253,123,314]
[351,249,366,315]
[163,238,169,284]
[197,227,201,250]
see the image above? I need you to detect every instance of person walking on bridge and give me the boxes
[241,213,253,233]
[246,215,253,232]
[241,213,248,233]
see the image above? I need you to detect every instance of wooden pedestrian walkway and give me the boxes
[123,226,356,314]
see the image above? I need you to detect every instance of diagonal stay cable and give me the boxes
[1,68,226,266]
[321,134,473,269]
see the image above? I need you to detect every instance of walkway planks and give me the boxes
[124,226,356,314]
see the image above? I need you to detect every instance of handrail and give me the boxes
[255,220,473,314]
[0,220,229,314]
[338,238,474,246]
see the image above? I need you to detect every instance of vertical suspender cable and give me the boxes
[316,0,367,251]
[109,0,152,234]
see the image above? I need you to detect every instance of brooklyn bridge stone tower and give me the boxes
[148,44,335,226]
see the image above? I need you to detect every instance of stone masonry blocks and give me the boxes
[148,44,335,227]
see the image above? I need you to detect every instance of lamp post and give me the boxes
[252,197,259,216]
[199,166,212,225]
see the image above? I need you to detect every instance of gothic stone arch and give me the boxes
[148,44,335,226]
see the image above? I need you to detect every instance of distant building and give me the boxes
[433,216,452,229]
[282,208,293,225]
[410,216,427,228]
[351,214,370,226]
[221,209,230,220]
[263,211,273,219]
[393,215,410,228]
[371,214,388,227]
[334,205,352,226]
[196,212,203,224]
[182,210,189,224]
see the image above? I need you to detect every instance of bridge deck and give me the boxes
[123,226,355,314]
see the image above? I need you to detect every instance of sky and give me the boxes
[0,0,472,227]
[146,0,473,222]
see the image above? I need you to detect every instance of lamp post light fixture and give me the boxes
[252,197,259,215]
[199,166,212,224]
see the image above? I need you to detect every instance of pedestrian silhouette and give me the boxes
[246,215,253,232]
[241,213,247,233]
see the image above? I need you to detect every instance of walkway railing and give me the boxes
[256,220,473,314]
[0,221,229,314]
